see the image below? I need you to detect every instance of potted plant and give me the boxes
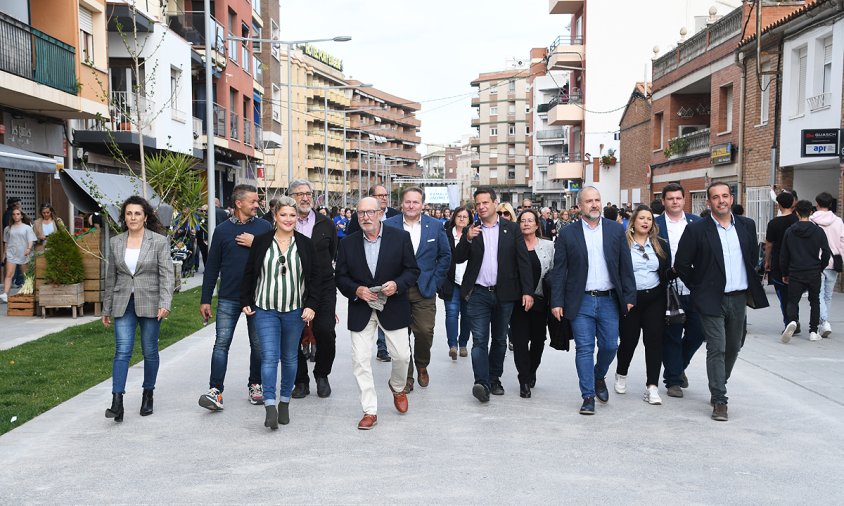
[601,148,618,168]
[38,224,86,318]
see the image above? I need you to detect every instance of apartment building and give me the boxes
[457,135,478,204]
[618,82,651,207]
[422,145,459,180]
[0,0,109,224]
[533,68,578,210]
[470,69,531,204]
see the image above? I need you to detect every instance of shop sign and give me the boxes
[801,129,841,157]
[303,44,343,71]
[567,179,582,192]
[710,142,733,165]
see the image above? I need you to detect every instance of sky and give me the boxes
[278,0,743,154]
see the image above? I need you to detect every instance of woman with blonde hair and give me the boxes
[32,202,65,252]
[496,202,516,221]
[615,205,670,405]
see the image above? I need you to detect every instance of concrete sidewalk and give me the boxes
[1,285,843,504]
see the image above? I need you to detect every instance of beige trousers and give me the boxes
[351,313,411,415]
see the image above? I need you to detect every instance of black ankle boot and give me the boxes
[105,393,124,422]
[140,389,154,416]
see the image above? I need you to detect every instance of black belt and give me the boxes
[725,290,746,297]
[475,284,496,292]
[638,287,662,295]
[585,289,612,297]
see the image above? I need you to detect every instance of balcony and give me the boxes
[192,117,204,151]
[243,120,252,146]
[547,35,584,70]
[471,117,480,128]
[665,128,710,159]
[230,111,240,141]
[547,93,584,126]
[213,103,226,138]
[165,3,187,38]
[183,12,225,67]
[549,153,582,180]
[652,7,741,80]
[0,12,77,97]
[74,91,157,154]
[808,92,832,112]
[549,0,583,15]
[471,97,479,107]
[537,128,567,144]
[534,179,565,192]
[254,124,263,150]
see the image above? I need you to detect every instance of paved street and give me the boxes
[2,285,844,504]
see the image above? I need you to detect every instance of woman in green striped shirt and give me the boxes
[241,197,321,430]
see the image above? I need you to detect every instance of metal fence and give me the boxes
[0,12,76,95]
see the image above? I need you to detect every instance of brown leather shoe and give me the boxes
[418,367,429,387]
[449,347,458,360]
[357,414,377,430]
[459,347,468,357]
[711,403,728,422]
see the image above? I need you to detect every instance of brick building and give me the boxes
[618,82,652,207]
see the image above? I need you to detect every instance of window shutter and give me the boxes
[79,8,93,34]
[824,41,833,64]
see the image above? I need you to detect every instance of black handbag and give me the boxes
[548,310,572,351]
[665,278,686,325]
[833,254,843,273]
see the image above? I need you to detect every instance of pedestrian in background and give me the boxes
[2,197,25,288]
[765,191,798,335]
[439,206,472,359]
[496,202,516,222]
[1,207,35,303]
[810,191,844,338]
[32,202,64,253]
[780,200,831,343]
[510,209,554,398]
[241,197,321,430]
[102,196,174,423]
[615,205,669,405]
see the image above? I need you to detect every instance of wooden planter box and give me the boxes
[7,294,36,317]
[38,283,85,318]
[36,229,104,316]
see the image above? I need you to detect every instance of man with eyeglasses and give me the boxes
[287,180,339,399]
[336,197,420,430]
[347,185,400,362]
[384,186,451,391]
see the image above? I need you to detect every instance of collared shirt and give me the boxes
[403,216,422,252]
[582,219,613,291]
[296,210,316,238]
[630,238,660,290]
[229,214,258,225]
[363,225,383,278]
[254,237,304,312]
[713,214,748,292]
[476,219,500,287]
[452,227,468,285]
[664,213,690,295]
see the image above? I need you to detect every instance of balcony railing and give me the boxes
[547,90,583,110]
[230,111,240,141]
[549,34,583,52]
[254,55,263,82]
[109,91,155,133]
[652,7,741,80]
[165,3,187,38]
[183,12,225,54]
[254,124,263,150]
[537,129,567,140]
[666,128,710,158]
[192,117,203,149]
[808,92,832,112]
[213,103,226,137]
[549,153,582,164]
[0,12,77,95]
[243,120,252,145]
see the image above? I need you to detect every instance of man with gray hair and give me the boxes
[540,207,555,239]
[287,179,338,399]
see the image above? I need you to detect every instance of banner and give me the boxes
[424,186,450,204]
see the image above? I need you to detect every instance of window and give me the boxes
[525,105,531,113]
[508,124,516,135]
[489,148,498,158]
[490,106,498,116]
[525,125,530,135]
[508,80,516,92]
[822,37,833,94]
[653,112,664,149]
[228,10,238,65]
[490,84,498,94]
[489,167,498,178]
[719,85,733,134]
[252,24,262,52]
[271,20,280,60]
[794,46,808,116]
[271,84,281,122]
[760,63,771,125]
[489,126,498,136]
[508,166,516,180]
[508,146,516,156]
[79,7,94,64]
[508,103,516,115]
[169,67,183,121]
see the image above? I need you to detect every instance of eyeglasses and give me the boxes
[291,191,313,198]
[636,243,649,261]
[373,193,389,198]
[497,211,512,217]
[279,255,287,276]
[359,209,381,217]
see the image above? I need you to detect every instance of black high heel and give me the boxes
[105,393,124,422]
[140,389,154,416]
[519,384,531,399]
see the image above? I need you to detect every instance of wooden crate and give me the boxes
[7,294,36,317]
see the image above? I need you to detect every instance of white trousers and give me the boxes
[351,313,410,415]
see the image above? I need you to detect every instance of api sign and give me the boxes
[801,129,843,157]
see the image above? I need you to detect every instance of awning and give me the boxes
[0,144,58,173]
[59,169,172,226]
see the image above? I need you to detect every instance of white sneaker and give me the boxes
[809,332,821,342]
[0,293,6,303]
[781,321,798,344]
[643,385,662,405]
[820,320,832,338]
[198,388,224,411]
[614,374,627,394]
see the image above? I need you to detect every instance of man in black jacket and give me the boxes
[674,182,769,422]
[780,200,831,343]
[288,180,339,399]
[455,187,534,402]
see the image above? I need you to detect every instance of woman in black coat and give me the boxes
[437,206,472,360]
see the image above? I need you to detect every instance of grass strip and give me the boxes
[0,286,214,435]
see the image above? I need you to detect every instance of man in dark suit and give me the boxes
[455,187,534,403]
[335,197,420,430]
[674,182,769,422]
[288,180,339,399]
[550,186,636,415]
[655,183,703,398]
[384,186,451,391]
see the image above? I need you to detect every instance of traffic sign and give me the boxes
[801,129,841,158]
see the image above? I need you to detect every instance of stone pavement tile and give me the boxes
[1,287,844,503]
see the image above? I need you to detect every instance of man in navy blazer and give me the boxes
[384,186,451,391]
[335,197,420,430]
[550,186,636,415]
[674,182,769,422]
[654,183,704,399]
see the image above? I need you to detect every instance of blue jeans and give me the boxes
[820,269,837,323]
[771,279,790,327]
[662,293,705,388]
[209,298,261,392]
[253,307,304,403]
[445,285,470,348]
[570,293,619,398]
[112,296,161,394]
[466,287,514,387]
[376,327,387,354]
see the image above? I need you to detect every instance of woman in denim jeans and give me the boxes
[102,196,174,423]
[438,206,472,359]
[241,197,321,430]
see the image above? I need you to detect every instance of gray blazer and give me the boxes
[103,228,174,318]
[533,238,555,296]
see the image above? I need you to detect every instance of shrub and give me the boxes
[43,225,85,285]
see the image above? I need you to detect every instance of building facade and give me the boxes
[618,82,651,207]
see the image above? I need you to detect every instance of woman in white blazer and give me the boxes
[510,209,555,399]
[102,196,174,423]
